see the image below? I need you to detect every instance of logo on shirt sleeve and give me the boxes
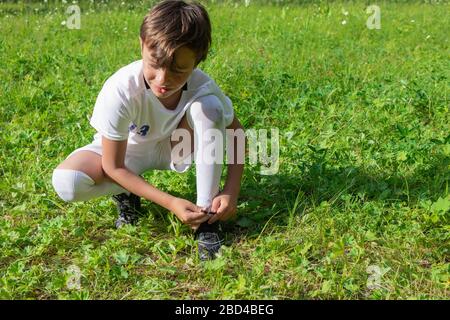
[129,123,150,137]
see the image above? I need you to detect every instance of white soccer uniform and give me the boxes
[53,60,234,205]
[68,60,234,173]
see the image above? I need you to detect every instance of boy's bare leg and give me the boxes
[56,151,111,184]
[53,150,130,204]
[171,114,194,158]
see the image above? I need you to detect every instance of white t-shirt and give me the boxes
[89,60,234,145]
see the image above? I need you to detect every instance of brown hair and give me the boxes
[140,0,212,69]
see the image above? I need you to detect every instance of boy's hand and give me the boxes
[170,197,209,230]
[204,192,238,224]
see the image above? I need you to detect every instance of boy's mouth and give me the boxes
[154,85,169,94]
[153,85,172,94]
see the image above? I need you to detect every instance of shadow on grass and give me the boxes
[225,152,449,240]
[138,151,448,242]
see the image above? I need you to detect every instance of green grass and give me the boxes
[0,0,449,299]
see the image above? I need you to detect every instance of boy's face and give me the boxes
[140,38,197,99]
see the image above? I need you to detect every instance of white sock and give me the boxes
[187,95,225,210]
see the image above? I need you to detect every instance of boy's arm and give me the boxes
[223,116,245,198]
[101,136,210,228]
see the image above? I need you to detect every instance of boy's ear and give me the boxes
[139,37,145,54]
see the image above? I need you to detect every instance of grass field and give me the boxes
[0,0,449,299]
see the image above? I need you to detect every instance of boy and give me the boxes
[52,0,244,261]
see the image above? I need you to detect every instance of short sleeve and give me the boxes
[89,81,131,141]
[223,95,234,127]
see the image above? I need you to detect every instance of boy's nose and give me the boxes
[155,68,169,85]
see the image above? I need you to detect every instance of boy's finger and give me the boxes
[207,215,216,224]
[207,208,225,224]
[209,201,231,224]
[193,214,210,226]
[190,210,207,219]
[187,203,202,213]
[211,198,221,213]
[217,200,228,215]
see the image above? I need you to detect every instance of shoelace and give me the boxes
[118,204,136,220]
[198,232,224,246]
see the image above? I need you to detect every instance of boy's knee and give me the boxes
[190,95,224,124]
[52,169,95,202]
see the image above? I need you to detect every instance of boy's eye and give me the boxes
[147,62,184,74]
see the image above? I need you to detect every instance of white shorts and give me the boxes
[66,136,192,175]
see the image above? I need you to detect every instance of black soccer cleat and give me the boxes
[195,221,224,261]
[112,192,142,228]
